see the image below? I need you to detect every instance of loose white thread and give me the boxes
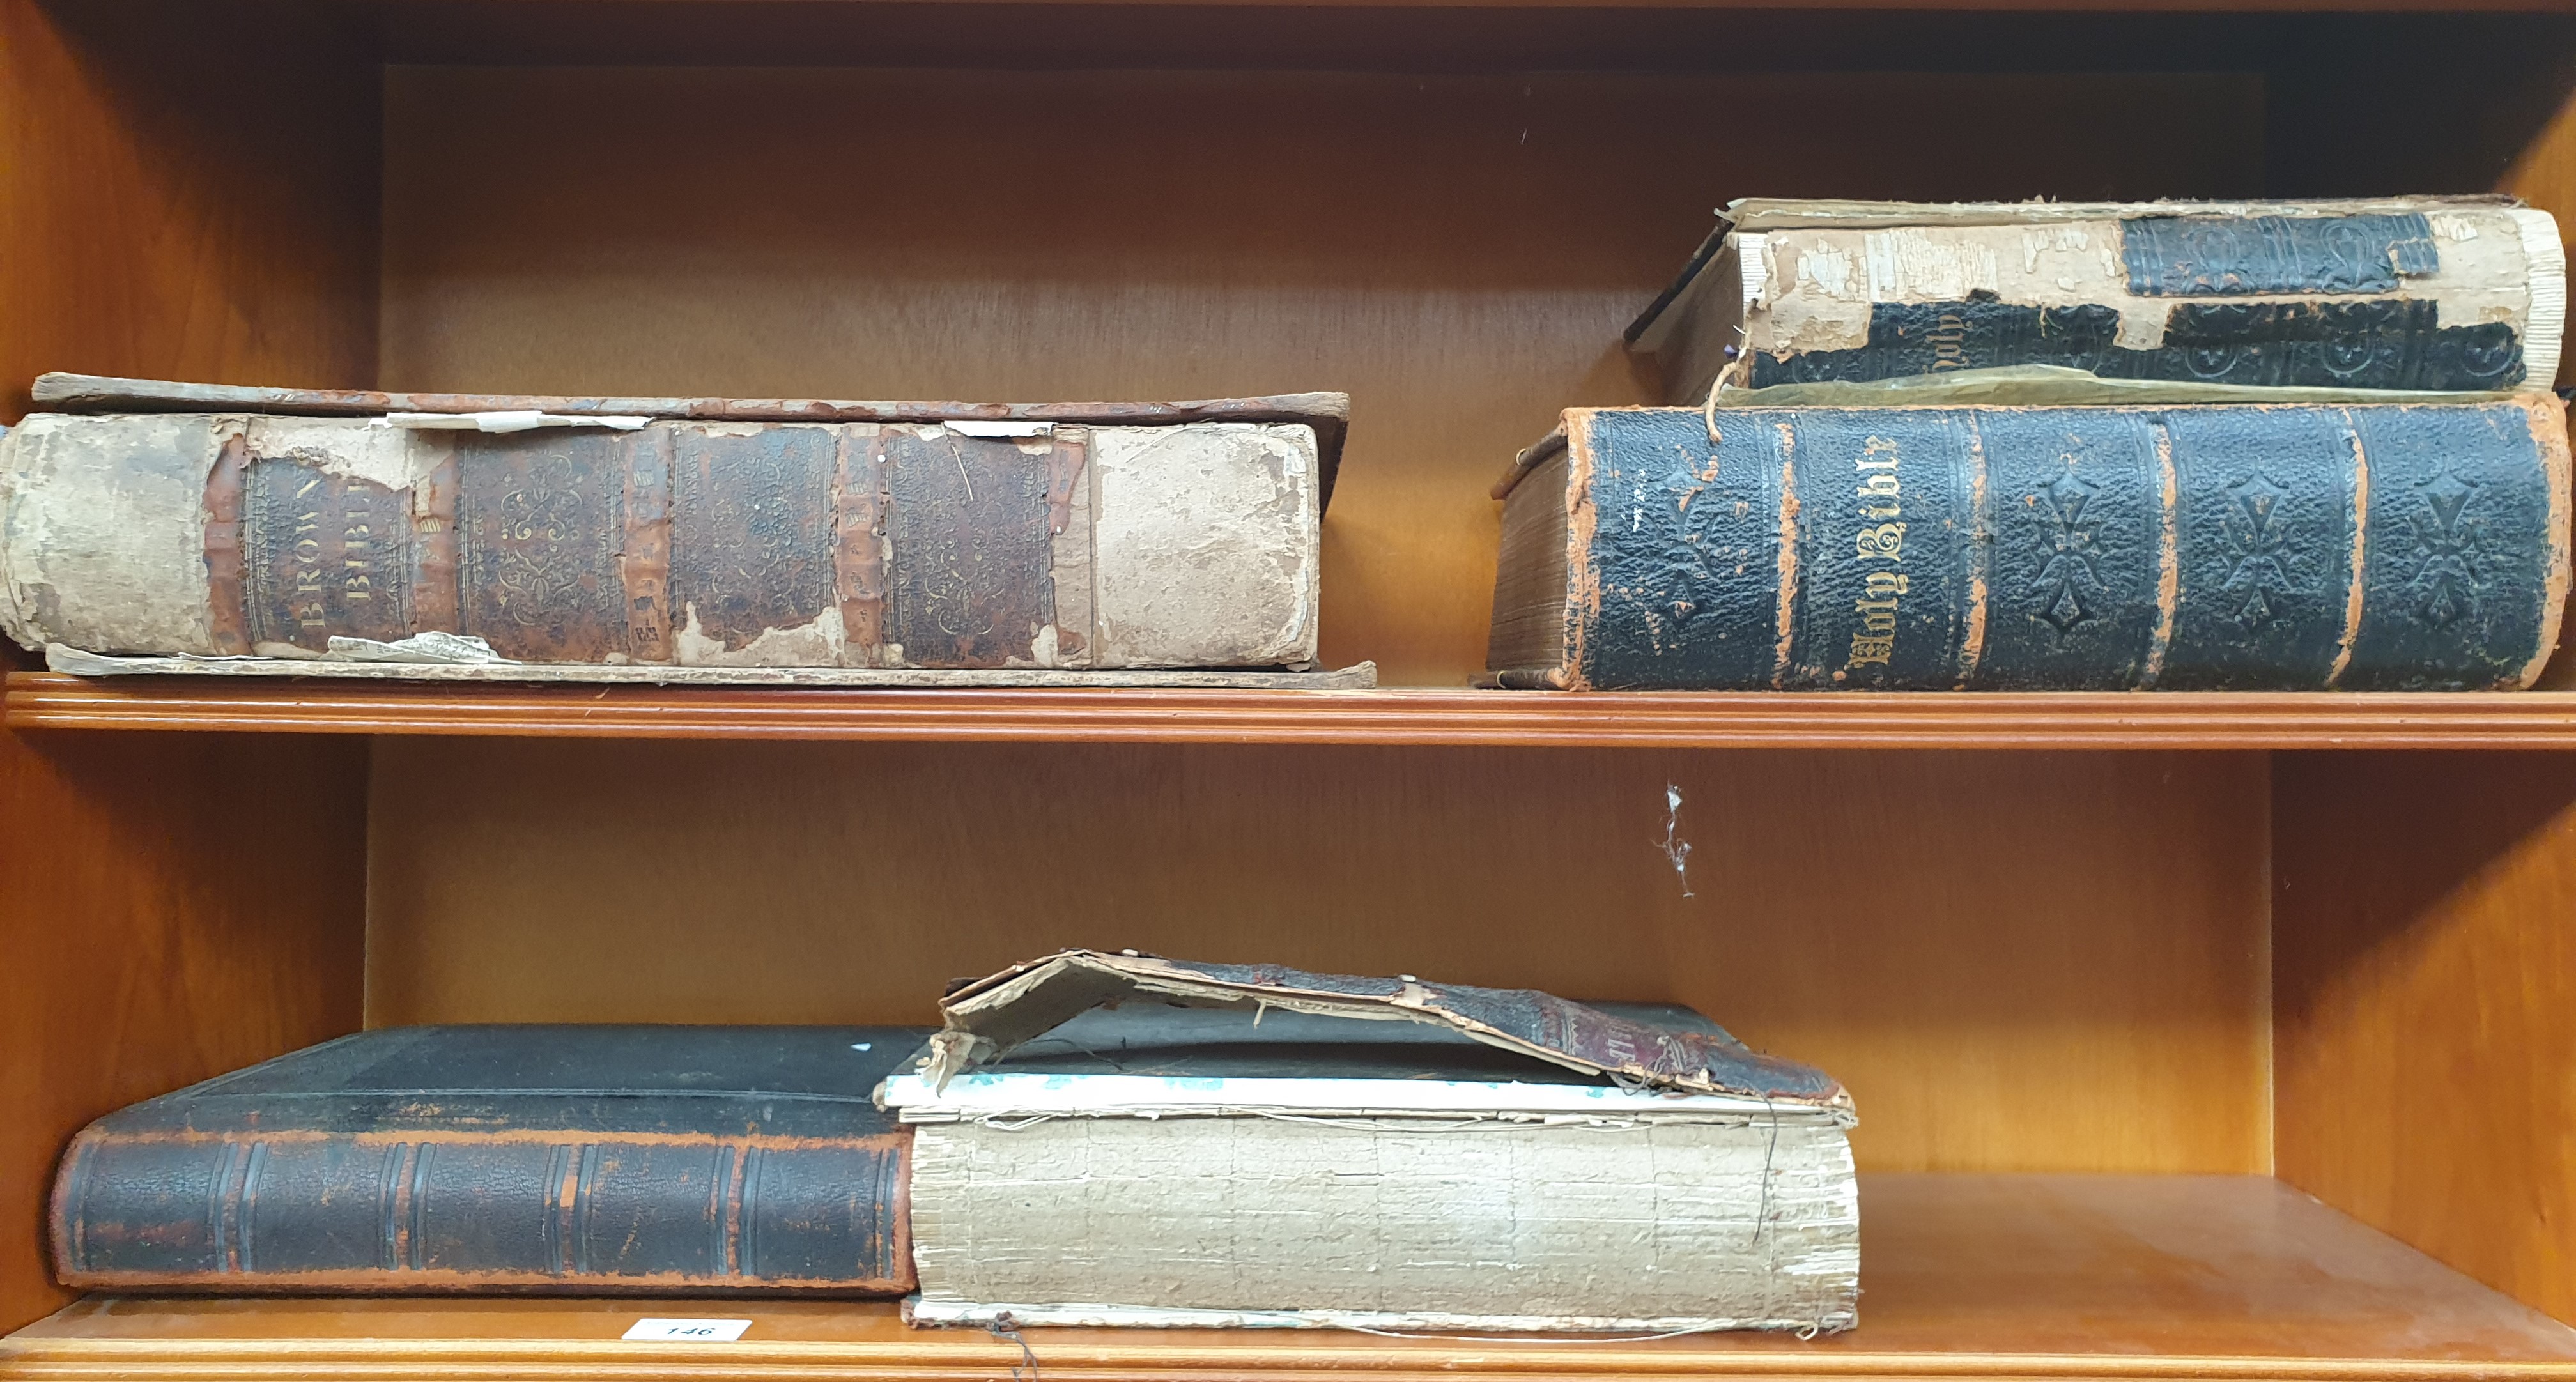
[1658,783,1695,897]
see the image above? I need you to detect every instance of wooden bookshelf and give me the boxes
[14,672,2576,748]
[4,1,2575,1380]
[10,1176,2573,1382]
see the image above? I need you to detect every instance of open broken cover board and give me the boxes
[881,951,1859,1333]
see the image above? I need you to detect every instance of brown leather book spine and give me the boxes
[0,411,1322,670]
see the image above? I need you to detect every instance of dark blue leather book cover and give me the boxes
[50,1024,924,1294]
[1495,396,2569,691]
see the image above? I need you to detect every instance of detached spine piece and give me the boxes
[1488,397,2572,691]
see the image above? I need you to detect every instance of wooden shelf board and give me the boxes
[6,1176,2572,1381]
[370,0,2576,14]
[11,673,2576,748]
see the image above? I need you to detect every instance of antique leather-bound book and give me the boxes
[1626,197,2565,404]
[50,1025,924,1294]
[887,951,1858,1333]
[0,374,1340,671]
[1485,397,2571,691]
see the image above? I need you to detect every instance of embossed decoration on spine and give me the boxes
[2159,408,2357,690]
[1557,401,2564,690]
[1748,298,2524,392]
[2344,404,2558,689]
[240,457,414,651]
[1575,410,1782,691]
[2120,213,2439,297]
[884,427,1056,668]
[1977,409,2162,690]
[455,433,628,662]
[669,425,838,658]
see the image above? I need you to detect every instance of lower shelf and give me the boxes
[5,1176,2572,1381]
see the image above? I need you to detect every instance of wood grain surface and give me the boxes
[10,1177,2573,1381]
[382,66,2264,687]
[2503,82,2576,393]
[14,675,2576,748]
[0,1,376,424]
[366,739,2268,1174]
[0,0,379,1339]
[2275,751,2576,1326]
[0,732,367,1333]
[359,8,2576,77]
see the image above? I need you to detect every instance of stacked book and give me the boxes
[50,952,1857,1335]
[0,378,1364,689]
[1488,196,2572,691]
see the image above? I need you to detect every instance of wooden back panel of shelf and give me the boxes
[13,1177,2576,1381]
[380,64,2266,687]
[2,0,2573,1348]
[366,737,2272,1176]
[2276,752,2576,1328]
[0,0,379,1338]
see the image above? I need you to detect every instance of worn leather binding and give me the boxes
[49,1025,924,1294]
[1624,199,2566,407]
[1486,397,2573,691]
[0,378,1339,672]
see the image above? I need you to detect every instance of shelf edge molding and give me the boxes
[11,673,2576,748]
[4,1338,2575,1382]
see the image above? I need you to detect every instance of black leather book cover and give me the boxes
[50,1024,925,1294]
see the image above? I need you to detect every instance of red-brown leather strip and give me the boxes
[200,431,252,654]
[621,428,674,662]
[410,444,461,636]
[833,426,889,662]
[1045,431,1088,539]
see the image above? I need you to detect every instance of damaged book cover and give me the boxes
[0,375,1347,675]
[881,949,1860,1335]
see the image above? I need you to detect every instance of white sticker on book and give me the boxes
[622,1318,753,1342]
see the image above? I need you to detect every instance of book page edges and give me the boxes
[2513,207,2566,385]
[882,1071,1847,1121]
[2515,392,2573,690]
[905,1300,1853,1333]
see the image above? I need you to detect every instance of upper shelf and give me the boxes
[11,672,2576,748]
[351,1,2576,73]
